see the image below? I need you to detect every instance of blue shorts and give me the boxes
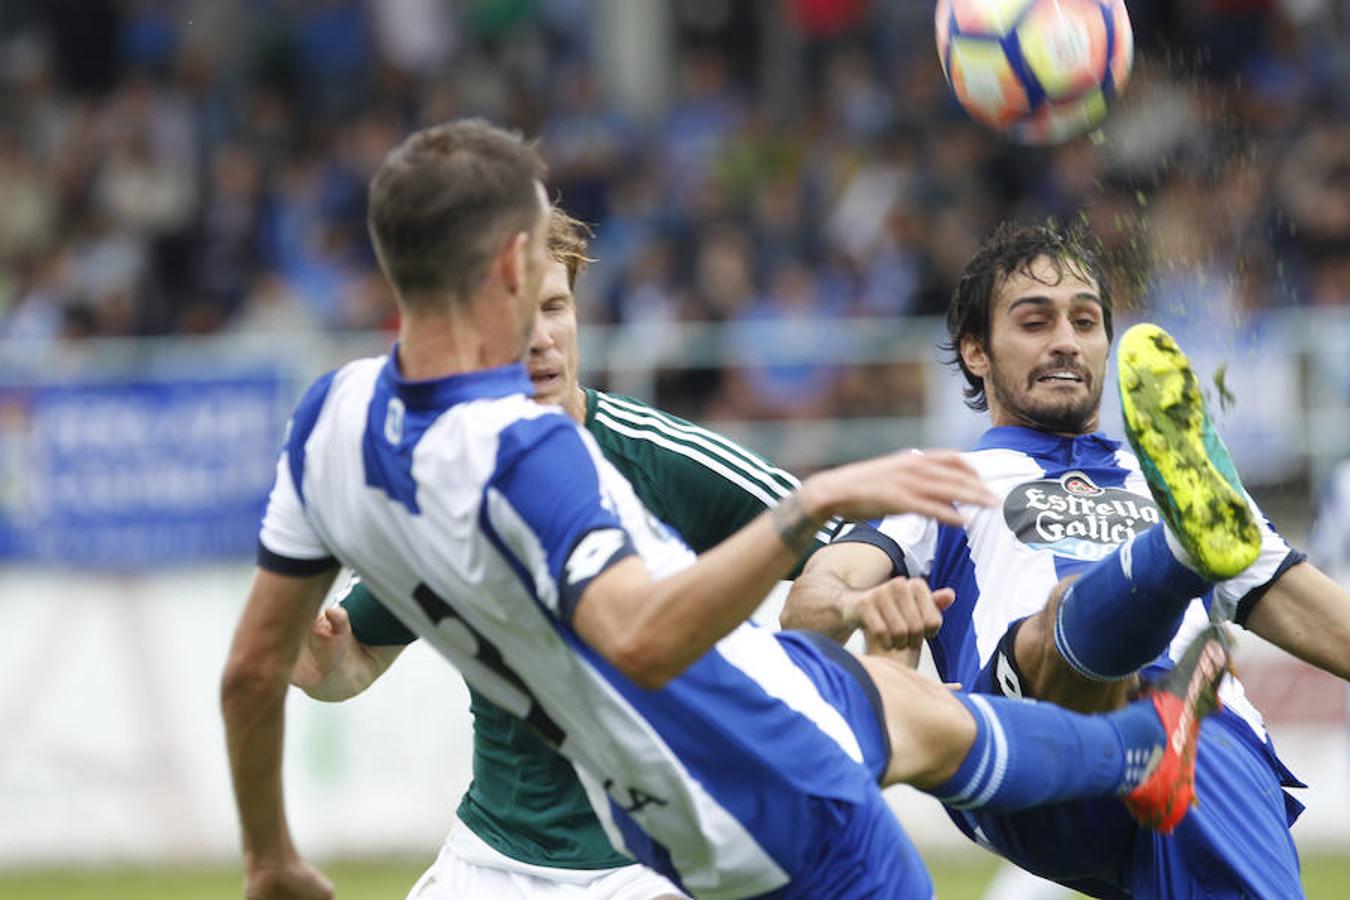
[953,622,1305,898]
[770,631,933,900]
[612,631,933,900]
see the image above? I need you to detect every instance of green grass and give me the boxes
[0,854,1345,898]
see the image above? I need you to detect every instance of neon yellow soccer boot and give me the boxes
[1117,324,1261,580]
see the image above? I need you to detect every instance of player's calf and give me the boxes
[863,637,1226,830]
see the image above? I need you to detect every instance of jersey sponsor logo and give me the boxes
[1004,470,1160,561]
[383,397,405,444]
[1062,472,1103,497]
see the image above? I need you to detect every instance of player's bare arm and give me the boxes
[785,542,954,657]
[782,542,894,641]
[221,567,338,900]
[574,451,996,689]
[1243,562,1350,682]
[290,604,406,701]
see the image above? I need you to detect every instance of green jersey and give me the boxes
[341,387,833,869]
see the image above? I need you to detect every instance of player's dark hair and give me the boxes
[944,220,1114,412]
[547,206,595,289]
[368,118,546,309]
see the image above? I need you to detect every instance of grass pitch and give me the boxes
[0,854,1347,898]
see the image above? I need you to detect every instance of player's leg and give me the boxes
[1133,711,1304,898]
[782,790,935,900]
[1012,580,1139,713]
[756,631,939,899]
[856,624,1229,832]
[1070,323,1302,891]
[1012,323,1265,712]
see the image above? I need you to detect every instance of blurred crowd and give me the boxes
[0,0,1347,421]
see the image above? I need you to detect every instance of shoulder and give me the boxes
[310,356,385,402]
[586,389,798,493]
[963,446,1042,482]
[588,389,694,435]
[286,357,383,452]
[290,358,384,424]
[490,404,594,473]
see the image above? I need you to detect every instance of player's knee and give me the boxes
[861,657,976,789]
[1018,578,1137,712]
[901,686,978,788]
[1016,577,1077,693]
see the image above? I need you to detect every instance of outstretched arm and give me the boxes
[290,605,407,701]
[1243,562,1350,681]
[783,537,954,663]
[574,451,993,688]
[782,542,895,642]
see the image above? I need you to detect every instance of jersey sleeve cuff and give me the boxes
[832,523,910,578]
[558,528,638,623]
[1234,548,1306,627]
[257,541,339,576]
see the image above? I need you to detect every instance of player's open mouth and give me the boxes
[1035,370,1086,385]
[530,372,559,388]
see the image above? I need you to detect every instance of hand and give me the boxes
[850,577,955,652]
[245,857,333,900]
[802,451,998,525]
[290,606,353,691]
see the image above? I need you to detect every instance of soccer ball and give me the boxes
[935,0,1133,144]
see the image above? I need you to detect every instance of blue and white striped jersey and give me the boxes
[839,426,1298,742]
[258,353,886,899]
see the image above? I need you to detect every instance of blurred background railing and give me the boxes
[4,304,1345,570]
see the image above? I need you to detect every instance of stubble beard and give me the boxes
[989,366,1103,435]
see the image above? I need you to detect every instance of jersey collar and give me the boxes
[581,386,600,428]
[381,345,535,411]
[974,425,1122,461]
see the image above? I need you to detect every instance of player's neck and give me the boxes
[562,385,587,424]
[988,406,1100,438]
[396,310,520,382]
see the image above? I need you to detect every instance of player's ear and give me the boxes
[499,231,529,298]
[960,334,990,379]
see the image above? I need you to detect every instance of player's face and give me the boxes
[526,260,581,414]
[966,256,1109,435]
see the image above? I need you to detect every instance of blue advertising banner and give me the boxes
[0,372,291,568]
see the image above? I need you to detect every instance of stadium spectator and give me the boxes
[0,0,1344,440]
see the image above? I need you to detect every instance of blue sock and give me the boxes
[931,693,1165,812]
[1054,525,1211,681]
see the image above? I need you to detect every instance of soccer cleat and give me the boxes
[1117,323,1261,580]
[1123,623,1231,833]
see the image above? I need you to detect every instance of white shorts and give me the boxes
[406,819,687,900]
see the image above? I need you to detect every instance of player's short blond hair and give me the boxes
[547,206,595,289]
